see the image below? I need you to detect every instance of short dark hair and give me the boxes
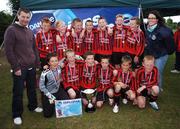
[83,51,95,59]
[98,16,106,23]
[121,55,132,64]
[71,18,82,28]
[85,20,93,25]
[100,55,110,62]
[17,7,31,16]
[46,53,58,63]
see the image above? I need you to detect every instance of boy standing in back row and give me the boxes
[36,17,56,69]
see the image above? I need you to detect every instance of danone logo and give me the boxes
[29,13,56,34]
[123,13,133,25]
[29,8,138,35]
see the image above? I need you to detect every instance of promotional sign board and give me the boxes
[55,99,82,118]
[29,7,139,34]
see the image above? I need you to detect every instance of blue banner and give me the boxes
[29,7,139,34]
[55,99,82,118]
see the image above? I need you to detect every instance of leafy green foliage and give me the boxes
[8,0,20,13]
[0,11,13,45]
[166,18,177,30]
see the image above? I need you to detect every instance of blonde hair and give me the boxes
[55,20,66,28]
[143,55,155,62]
[64,49,75,57]
[116,14,124,19]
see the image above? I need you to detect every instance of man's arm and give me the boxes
[4,27,20,72]
[32,34,40,68]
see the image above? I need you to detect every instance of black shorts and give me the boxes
[96,88,113,101]
[55,84,70,100]
[111,52,128,65]
[120,87,130,95]
[139,88,148,97]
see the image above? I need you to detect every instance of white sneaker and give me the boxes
[34,107,43,113]
[113,104,119,113]
[160,88,163,92]
[14,117,22,125]
[122,99,128,104]
[149,102,159,111]
[171,69,180,73]
[109,98,114,106]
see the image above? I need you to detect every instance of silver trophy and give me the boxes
[81,89,96,113]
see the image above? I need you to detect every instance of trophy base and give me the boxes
[85,107,96,113]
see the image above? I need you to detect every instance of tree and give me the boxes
[0,11,13,45]
[8,0,20,16]
[166,18,176,30]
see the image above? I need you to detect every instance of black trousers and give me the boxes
[12,68,38,118]
[41,85,69,118]
[175,51,180,70]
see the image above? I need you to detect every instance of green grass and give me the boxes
[0,50,180,129]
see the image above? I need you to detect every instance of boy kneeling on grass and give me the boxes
[61,49,84,99]
[113,55,136,113]
[39,53,68,118]
[135,55,159,110]
[81,51,97,107]
[96,56,117,108]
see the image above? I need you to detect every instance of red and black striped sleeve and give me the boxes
[136,67,144,89]
[147,67,158,88]
[136,30,145,56]
[35,32,48,55]
[129,74,136,91]
[61,64,70,89]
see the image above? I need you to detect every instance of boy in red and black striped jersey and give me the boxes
[81,51,97,106]
[68,18,84,56]
[136,55,159,110]
[111,14,128,68]
[61,49,84,99]
[126,17,145,69]
[113,55,136,113]
[83,20,97,53]
[36,17,56,69]
[95,17,112,62]
[96,56,117,108]
[55,20,69,60]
